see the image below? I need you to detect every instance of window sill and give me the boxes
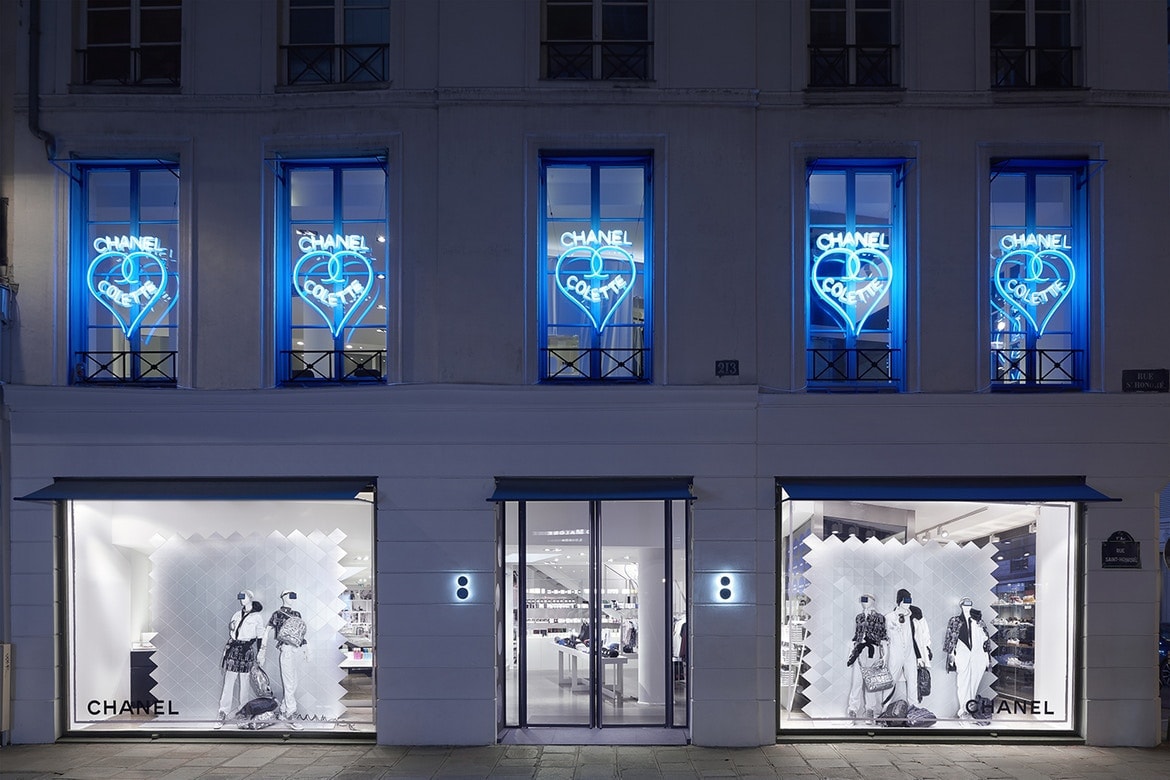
[275,81,393,94]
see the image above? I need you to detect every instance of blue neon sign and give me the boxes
[85,235,177,341]
[992,233,1075,337]
[554,229,637,332]
[810,231,892,336]
[292,233,377,338]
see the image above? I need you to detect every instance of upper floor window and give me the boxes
[284,0,390,86]
[72,162,180,385]
[540,154,651,382]
[276,159,390,384]
[77,0,182,86]
[806,161,905,390]
[543,0,651,80]
[990,161,1088,390]
[991,0,1081,88]
[809,0,898,88]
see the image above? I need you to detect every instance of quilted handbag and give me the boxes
[916,665,932,698]
[878,698,909,727]
[905,705,937,727]
[861,660,895,692]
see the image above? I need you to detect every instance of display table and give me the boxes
[552,643,628,705]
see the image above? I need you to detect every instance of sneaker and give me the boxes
[214,711,226,730]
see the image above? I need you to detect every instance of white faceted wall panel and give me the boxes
[149,530,349,720]
[799,535,999,721]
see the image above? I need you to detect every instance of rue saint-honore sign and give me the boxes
[1102,531,1141,569]
[1121,368,1169,392]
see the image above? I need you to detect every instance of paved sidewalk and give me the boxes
[1,741,1169,779]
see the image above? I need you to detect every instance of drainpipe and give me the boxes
[27,0,57,161]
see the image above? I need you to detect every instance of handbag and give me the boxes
[861,660,894,692]
[917,665,931,698]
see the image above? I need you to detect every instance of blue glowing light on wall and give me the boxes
[554,230,637,332]
[992,233,1075,337]
[85,235,177,341]
[292,234,376,337]
[810,232,893,337]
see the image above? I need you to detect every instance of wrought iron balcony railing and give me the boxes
[75,351,177,385]
[282,44,389,85]
[543,347,649,382]
[76,46,181,86]
[992,348,1084,388]
[808,44,899,88]
[543,41,652,80]
[992,46,1081,88]
[808,348,900,385]
[284,350,386,384]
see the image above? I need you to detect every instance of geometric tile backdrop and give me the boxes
[798,534,1000,721]
[149,529,349,721]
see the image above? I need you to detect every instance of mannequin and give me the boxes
[845,593,888,723]
[942,597,992,718]
[217,590,266,726]
[884,588,932,704]
[262,589,308,727]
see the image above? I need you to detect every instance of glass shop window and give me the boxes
[72,162,180,385]
[276,159,389,384]
[284,0,390,85]
[65,496,376,733]
[778,493,1077,733]
[539,154,652,382]
[806,161,905,389]
[989,161,1088,389]
[991,0,1081,88]
[809,0,898,88]
[543,0,652,80]
[77,0,182,86]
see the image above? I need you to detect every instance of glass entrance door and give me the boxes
[503,498,688,729]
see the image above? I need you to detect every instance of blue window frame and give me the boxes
[539,153,652,382]
[990,160,1088,390]
[276,158,389,384]
[806,160,905,389]
[71,161,180,385]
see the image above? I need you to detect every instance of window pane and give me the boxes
[991,174,1026,225]
[345,7,390,44]
[855,9,892,47]
[809,8,846,46]
[546,167,592,219]
[290,169,334,221]
[602,3,649,41]
[88,170,132,222]
[138,169,179,222]
[87,8,131,45]
[854,173,892,225]
[600,167,645,219]
[141,7,182,43]
[290,6,335,45]
[808,173,846,224]
[1035,11,1071,48]
[1035,175,1072,226]
[990,10,1026,47]
[547,3,592,40]
[342,168,386,221]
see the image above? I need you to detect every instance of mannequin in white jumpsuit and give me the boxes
[845,594,888,723]
[218,590,266,726]
[260,589,308,728]
[884,588,932,705]
[942,597,992,719]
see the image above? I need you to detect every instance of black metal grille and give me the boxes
[992,348,1084,388]
[283,44,389,85]
[75,351,177,385]
[543,347,648,381]
[76,46,181,86]
[284,350,386,384]
[808,45,899,87]
[808,348,899,384]
[544,41,652,80]
[992,46,1080,88]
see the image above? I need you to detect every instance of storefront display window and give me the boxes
[778,486,1078,733]
[72,162,180,385]
[65,495,375,733]
[990,160,1088,389]
[806,160,904,389]
[276,158,390,383]
[539,154,652,382]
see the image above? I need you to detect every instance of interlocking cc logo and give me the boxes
[993,249,1074,337]
[292,250,376,337]
[554,244,637,332]
[86,246,175,341]
[810,248,892,337]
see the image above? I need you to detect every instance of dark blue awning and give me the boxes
[17,477,375,502]
[490,477,694,502]
[777,477,1116,502]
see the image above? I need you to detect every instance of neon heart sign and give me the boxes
[292,234,376,337]
[554,232,637,333]
[993,243,1074,337]
[86,235,176,341]
[810,246,893,337]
